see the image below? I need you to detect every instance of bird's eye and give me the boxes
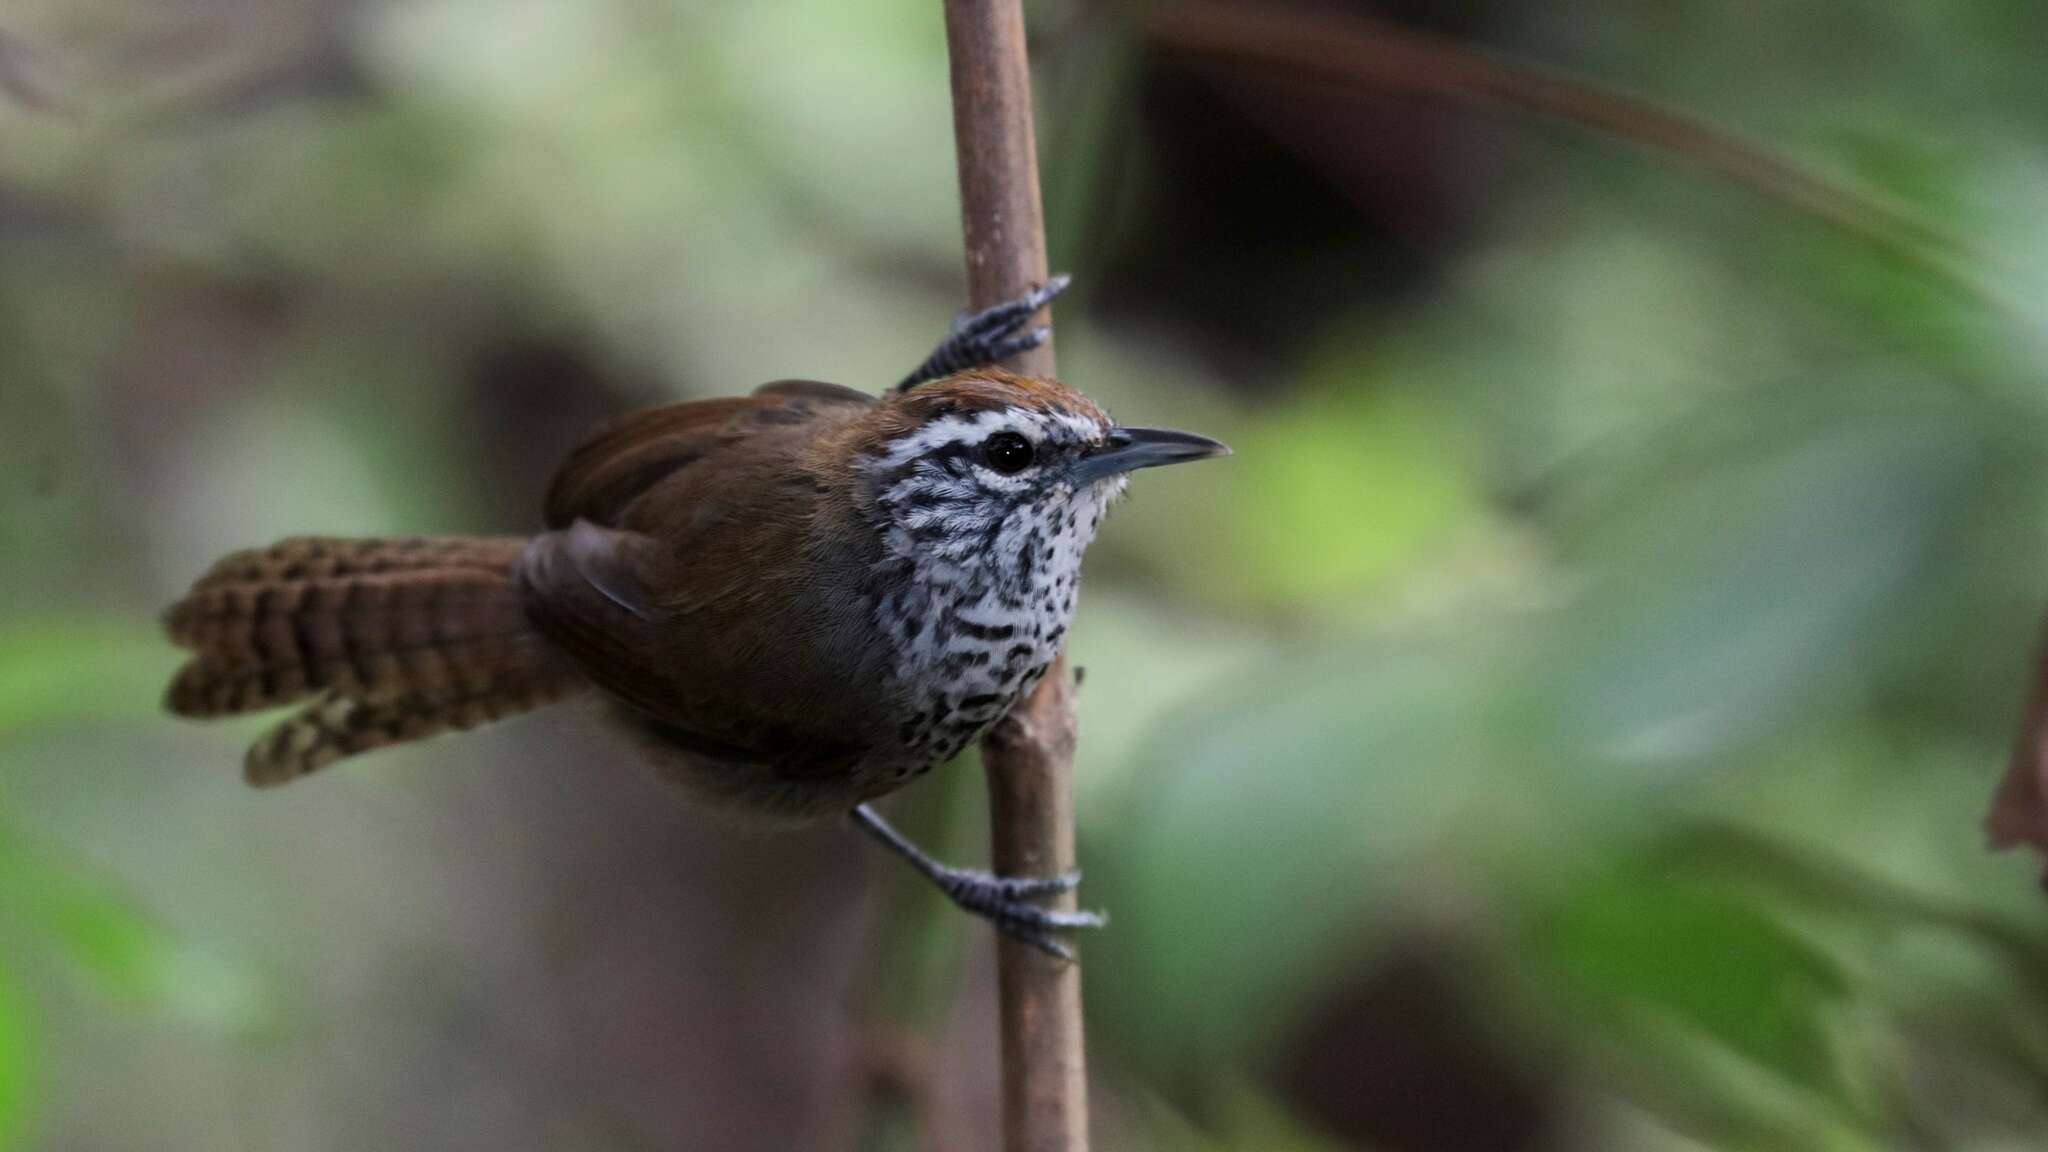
[981,432,1035,475]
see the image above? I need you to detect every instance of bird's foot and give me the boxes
[897,274,1072,392]
[852,802,1104,961]
[930,864,1105,961]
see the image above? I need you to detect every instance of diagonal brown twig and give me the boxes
[1147,2,2030,327]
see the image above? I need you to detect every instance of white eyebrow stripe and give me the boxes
[1051,411,1106,441]
[870,405,1110,474]
[876,412,1005,467]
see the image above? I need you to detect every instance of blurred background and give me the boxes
[4,0,2048,1148]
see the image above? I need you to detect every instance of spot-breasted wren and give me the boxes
[162,278,1228,956]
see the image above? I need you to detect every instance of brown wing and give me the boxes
[523,381,893,799]
[518,520,675,719]
[519,517,881,803]
[544,381,871,530]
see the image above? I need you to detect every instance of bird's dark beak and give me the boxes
[1071,425,1231,485]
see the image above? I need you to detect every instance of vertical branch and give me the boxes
[940,4,1090,1152]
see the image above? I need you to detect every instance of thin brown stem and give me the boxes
[940,2,1091,1151]
[1147,2,2028,325]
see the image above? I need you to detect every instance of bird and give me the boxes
[159,277,1229,957]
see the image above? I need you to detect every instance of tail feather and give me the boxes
[165,633,541,718]
[243,678,567,787]
[178,535,527,594]
[162,536,582,784]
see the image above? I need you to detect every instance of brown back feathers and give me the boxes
[162,536,581,786]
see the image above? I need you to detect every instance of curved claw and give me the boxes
[1017,933,1075,962]
[932,864,1080,899]
[1020,272,1072,311]
[851,803,1103,962]
[991,902,1106,931]
[953,274,1071,337]
[944,873,1105,962]
[985,900,1107,963]
[985,324,1052,363]
[899,275,1074,392]
[1002,866,1081,898]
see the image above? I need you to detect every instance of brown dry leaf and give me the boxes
[1988,614,2048,884]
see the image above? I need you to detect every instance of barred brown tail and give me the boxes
[162,535,582,786]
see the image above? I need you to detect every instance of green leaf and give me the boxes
[1552,394,1979,781]
[0,833,270,1037]
[1503,851,1897,1149]
[1809,128,1993,374]
[1523,865,1850,1097]
[1088,629,1534,1079]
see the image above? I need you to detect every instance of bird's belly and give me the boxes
[884,643,1060,773]
[607,655,1044,819]
[613,702,897,821]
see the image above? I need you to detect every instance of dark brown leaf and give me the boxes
[1988,613,2048,884]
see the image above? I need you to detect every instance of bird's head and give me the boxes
[853,369,1228,578]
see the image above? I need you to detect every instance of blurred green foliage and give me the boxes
[0,977,24,1152]
[3,0,2047,1148]
[0,629,267,1147]
[0,622,176,736]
